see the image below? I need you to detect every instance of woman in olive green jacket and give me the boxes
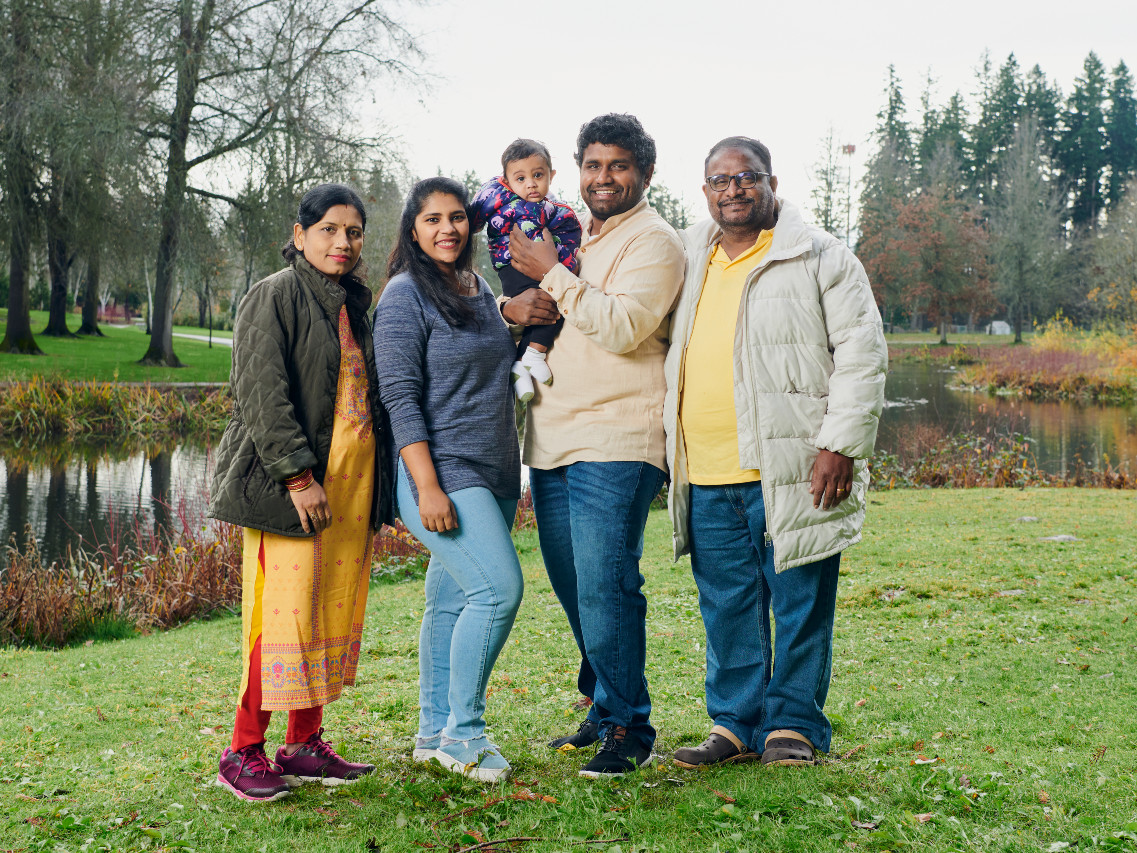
[209,183,392,802]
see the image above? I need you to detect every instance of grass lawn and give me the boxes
[3,489,1135,852]
[0,311,231,384]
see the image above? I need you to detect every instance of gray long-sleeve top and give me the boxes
[373,271,521,504]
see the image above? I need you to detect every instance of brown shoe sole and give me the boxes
[672,751,760,769]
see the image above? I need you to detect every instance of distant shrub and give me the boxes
[871,425,1133,490]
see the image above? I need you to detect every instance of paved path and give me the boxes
[173,332,232,346]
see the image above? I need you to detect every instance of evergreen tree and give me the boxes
[1060,52,1110,227]
[1105,61,1137,206]
[969,53,1023,205]
[857,66,914,327]
[1022,64,1064,175]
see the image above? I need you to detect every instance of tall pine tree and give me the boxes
[1060,52,1110,227]
[1105,61,1137,206]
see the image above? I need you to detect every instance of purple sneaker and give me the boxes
[216,745,292,802]
[275,728,375,786]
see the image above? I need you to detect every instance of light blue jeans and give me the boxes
[396,462,522,743]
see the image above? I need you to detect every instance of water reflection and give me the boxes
[0,440,211,565]
[879,363,1137,476]
[2,365,1134,567]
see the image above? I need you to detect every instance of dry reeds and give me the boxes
[0,377,231,441]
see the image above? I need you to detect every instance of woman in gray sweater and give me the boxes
[373,177,522,783]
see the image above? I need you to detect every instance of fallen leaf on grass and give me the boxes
[348,799,364,808]
[508,790,557,804]
[314,807,338,818]
[852,820,879,830]
[96,707,107,722]
[914,812,933,823]
[911,755,939,765]
[198,726,220,735]
[1039,791,1050,804]
[984,745,996,754]
[713,790,736,804]
[855,699,867,707]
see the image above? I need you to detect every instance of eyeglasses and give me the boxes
[705,171,770,192]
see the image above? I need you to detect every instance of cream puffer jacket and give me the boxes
[664,200,888,571]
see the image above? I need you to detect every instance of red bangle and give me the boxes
[285,469,314,491]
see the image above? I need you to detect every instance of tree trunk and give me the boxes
[1,0,42,354]
[77,247,104,336]
[197,287,208,327]
[43,184,76,337]
[1013,303,1024,344]
[939,319,949,346]
[139,0,215,367]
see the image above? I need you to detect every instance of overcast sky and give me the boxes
[371,0,1135,223]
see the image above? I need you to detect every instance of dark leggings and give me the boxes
[498,265,564,356]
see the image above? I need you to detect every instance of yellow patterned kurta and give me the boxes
[239,307,376,711]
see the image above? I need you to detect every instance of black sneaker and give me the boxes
[549,718,600,751]
[578,725,653,778]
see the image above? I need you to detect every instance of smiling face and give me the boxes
[411,192,470,275]
[703,147,779,236]
[579,143,653,223]
[505,154,554,203]
[293,204,364,283]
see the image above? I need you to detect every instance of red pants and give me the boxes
[231,533,323,752]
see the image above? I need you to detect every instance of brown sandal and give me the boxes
[760,730,816,766]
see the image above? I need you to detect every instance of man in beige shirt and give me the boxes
[506,113,684,778]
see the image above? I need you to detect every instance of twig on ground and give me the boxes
[573,838,631,846]
[431,798,503,827]
[454,837,541,853]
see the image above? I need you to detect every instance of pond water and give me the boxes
[880,363,1137,476]
[2,365,1135,565]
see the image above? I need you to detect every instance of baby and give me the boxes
[470,139,582,402]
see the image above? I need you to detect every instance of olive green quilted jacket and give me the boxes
[208,258,393,536]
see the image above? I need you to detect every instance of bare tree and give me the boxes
[1089,177,1137,323]
[990,118,1064,342]
[138,0,420,367]
[1,0,43,353]
[809,125,849,240]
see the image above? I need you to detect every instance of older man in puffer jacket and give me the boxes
[663,136,887,769]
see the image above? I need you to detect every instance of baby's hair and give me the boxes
[501,138,552,174]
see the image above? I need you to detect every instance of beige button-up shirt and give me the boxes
[523,197,685,471]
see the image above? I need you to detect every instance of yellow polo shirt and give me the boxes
[679,232,773,485]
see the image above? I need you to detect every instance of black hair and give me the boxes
[574,113,656,176]
[501,138,552,174]
[704,136,773,175]
[282,183,368,267]
[386,177,476,328]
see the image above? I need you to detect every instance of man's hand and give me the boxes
[809,449,854,510]
[502,287,560,326]
[289,482,332,534]
[509,225,559,280]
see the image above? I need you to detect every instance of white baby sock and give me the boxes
[511,360,534,403]
[522,347,552,385]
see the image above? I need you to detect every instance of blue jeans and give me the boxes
[529,461,667,752]
[396,463,522,743]
[688,481,841,753]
